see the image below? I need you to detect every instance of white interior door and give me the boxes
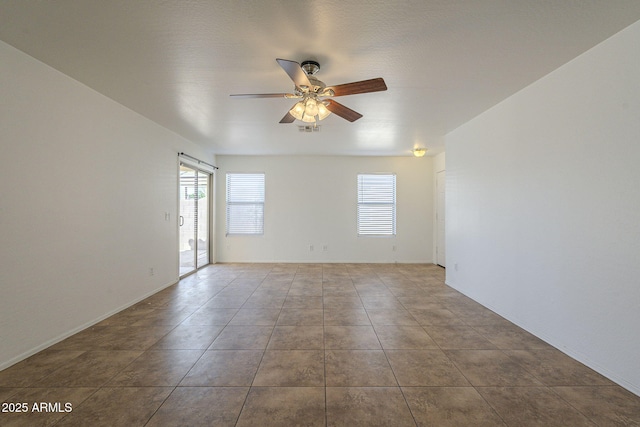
[436,170,446,267]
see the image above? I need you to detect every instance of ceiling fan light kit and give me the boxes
[289,97,331,123]
[230,58,387,124]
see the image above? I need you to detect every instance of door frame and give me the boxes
[436,169,446,268]
[178,160,213,279]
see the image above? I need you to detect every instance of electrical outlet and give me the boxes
[309,245,314,252]
[149,267,155,276]
[454,263,459,271]
[323,245,328,252]
[392,245,397,252]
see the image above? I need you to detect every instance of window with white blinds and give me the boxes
[357,173,396,236]
[226,173,265,235]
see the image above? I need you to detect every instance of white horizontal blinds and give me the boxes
[357,173,396,236]
[226,173,265,235]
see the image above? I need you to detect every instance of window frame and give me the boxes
[225,172,265,236]
[356,173,397,237]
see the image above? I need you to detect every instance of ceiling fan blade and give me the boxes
[276,58,312,90]
[324,99,363,122]
[326,78,387,97]
[279,111,296,123]
[230,93,291,99]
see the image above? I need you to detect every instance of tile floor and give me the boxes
[1,263,639,426]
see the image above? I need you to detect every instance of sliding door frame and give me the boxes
[178,159,214,279]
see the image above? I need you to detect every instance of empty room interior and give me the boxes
[1,1,640,426]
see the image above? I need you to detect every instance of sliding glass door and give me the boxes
[179,163,211,277]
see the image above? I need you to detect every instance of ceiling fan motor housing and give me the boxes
[301,60,320,75]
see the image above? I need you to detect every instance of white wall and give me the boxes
[445,21,640,394]
[0,41,212,369]
[433,152,445,174]
[215,155,434,263]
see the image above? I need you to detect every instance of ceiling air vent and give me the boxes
[298,125,320,133]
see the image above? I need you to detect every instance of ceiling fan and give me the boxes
[230,58,387,124]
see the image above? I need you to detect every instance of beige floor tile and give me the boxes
[228,308,281,326]
[422,325,498,350]
[386,287,426,299]
[322,287,359,297]
[241,295,286,309]
[203,296,248,309]
[408,308,465,325]
[252,350,324,386]
[385,349,470,386]
[236,387,325,427]
[180,350,263,386]
[374,325,438,349]
[360,296,406,309]
[108,349,203,386]
[355,288,395,298]
[129,307,195,327]
[0,387,17,401]
[324,308,371,326]
[212,290,254,301]
[396,297,445,310]
[282,296,323,309]
[322,277,354,286]
[505,349,614,386]
[366,309,420,326]
[96,304,156,326]
[322,296,364,309]
[152,324,224,349]
[553,385,640,426]
[147,387,248,427]
[322,275,351,283]
[325,350,397,386]
[0,350,85,387]
[292,274,323,284]
[209,326,273,350]
[252,287,290,298]
[56,325,174,351]
[445,349,544,386]
[287,286,324,297]
[478,386,594,426]
[474,324,553,350]
[54,386,171,427]
[34,350,143,387]
[264,272,295,282]
[181,308,239,325]
[267,326,324,349]
[403,386,505,426]
[448,305,512,326]
[324,325,382,349]
[276,308,324,325]
[47,326,110,351]
[326,387,415,427]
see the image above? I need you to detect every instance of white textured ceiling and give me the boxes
[2,1,640,156]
